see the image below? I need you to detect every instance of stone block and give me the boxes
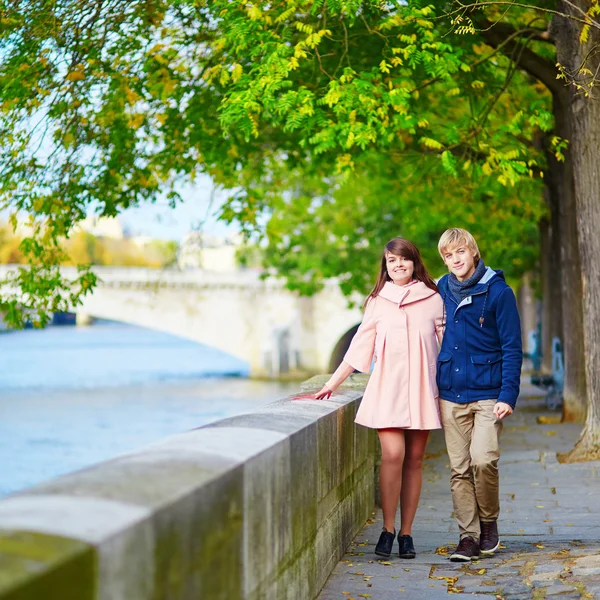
[207,411,314,435]
[0,530,95,600]
[289,424,319,551]
[242,440,292,598]
[151,464,244,600]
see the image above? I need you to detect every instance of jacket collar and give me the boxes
[378,280,436,306]
[469,267,499,294]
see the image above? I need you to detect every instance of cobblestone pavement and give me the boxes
[318,382,600,600]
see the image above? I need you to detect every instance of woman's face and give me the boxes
[386,252,415,285]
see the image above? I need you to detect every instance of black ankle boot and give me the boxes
[375,528,396,558]
[398,534,416,558]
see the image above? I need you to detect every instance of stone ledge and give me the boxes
[0,378,373,600]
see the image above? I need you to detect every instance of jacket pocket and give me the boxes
[436,351,453,390]
[469,352,502,389]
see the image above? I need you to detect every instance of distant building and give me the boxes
[178,232,240,272]
[77,216,125,240]
[130,235,154,248]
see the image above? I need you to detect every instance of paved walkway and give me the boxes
[318,382,600,599]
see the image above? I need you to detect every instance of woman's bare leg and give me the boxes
[377,428,405,532]
[399,429,430,535]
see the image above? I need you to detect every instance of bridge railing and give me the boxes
[0,375,375,600]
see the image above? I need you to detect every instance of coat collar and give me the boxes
[378,280,437,306]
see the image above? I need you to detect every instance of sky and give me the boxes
[119,174,238,242]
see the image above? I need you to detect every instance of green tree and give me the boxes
[1,0,599,456]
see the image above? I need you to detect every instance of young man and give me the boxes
[436,228,522,562]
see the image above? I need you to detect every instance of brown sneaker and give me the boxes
[480,520,499,555]
[450,536,480,562]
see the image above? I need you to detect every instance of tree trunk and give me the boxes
[517,272,536,359]
[539,191,563,374]
[544,111,587,423]
[553,4,600,461]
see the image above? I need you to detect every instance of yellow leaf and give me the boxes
[66,70,85,82]
[247,4,262,19]
[232,63,243,82]
[477,568,486,574]
[536,544,544,549]
[537,415,561,424]
[546,430,557,437]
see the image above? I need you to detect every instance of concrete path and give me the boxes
[318,382,600,599]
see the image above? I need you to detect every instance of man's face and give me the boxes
[442,244,477,281]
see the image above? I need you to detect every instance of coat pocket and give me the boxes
[436,351,453,391]
[469,352,502,389]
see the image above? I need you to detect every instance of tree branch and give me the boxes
[478,20,554,43]
[478,19,568,105]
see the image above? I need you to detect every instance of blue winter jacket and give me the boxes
[436,267,523,409]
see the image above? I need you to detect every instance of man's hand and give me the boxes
[494,402,513,419]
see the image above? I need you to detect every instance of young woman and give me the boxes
[314,237,444,559]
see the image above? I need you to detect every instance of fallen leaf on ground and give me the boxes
[537,415,561,424]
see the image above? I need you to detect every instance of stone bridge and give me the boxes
[1,266,363,378]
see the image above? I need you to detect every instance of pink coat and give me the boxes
[345,281,444,430]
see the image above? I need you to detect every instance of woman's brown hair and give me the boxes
[364,238,438,308]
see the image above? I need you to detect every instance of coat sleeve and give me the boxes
[342,297,377,373]
[434,295,446,346]
[496,286,523,408]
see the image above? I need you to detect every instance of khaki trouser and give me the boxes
[440,399,503,541]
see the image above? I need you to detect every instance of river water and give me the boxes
[0,322,298,497]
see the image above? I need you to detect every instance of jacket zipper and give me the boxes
[452,287,489,319]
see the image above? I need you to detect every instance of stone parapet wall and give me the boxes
[0,374,374,600]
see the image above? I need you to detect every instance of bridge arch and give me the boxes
[328,324,360,372]
[0,265,367,378]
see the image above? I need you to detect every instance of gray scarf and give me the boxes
[448,259,487,303]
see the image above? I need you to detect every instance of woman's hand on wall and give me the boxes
[314,385,333,400]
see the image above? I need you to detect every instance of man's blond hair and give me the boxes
[438,228,480,260]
